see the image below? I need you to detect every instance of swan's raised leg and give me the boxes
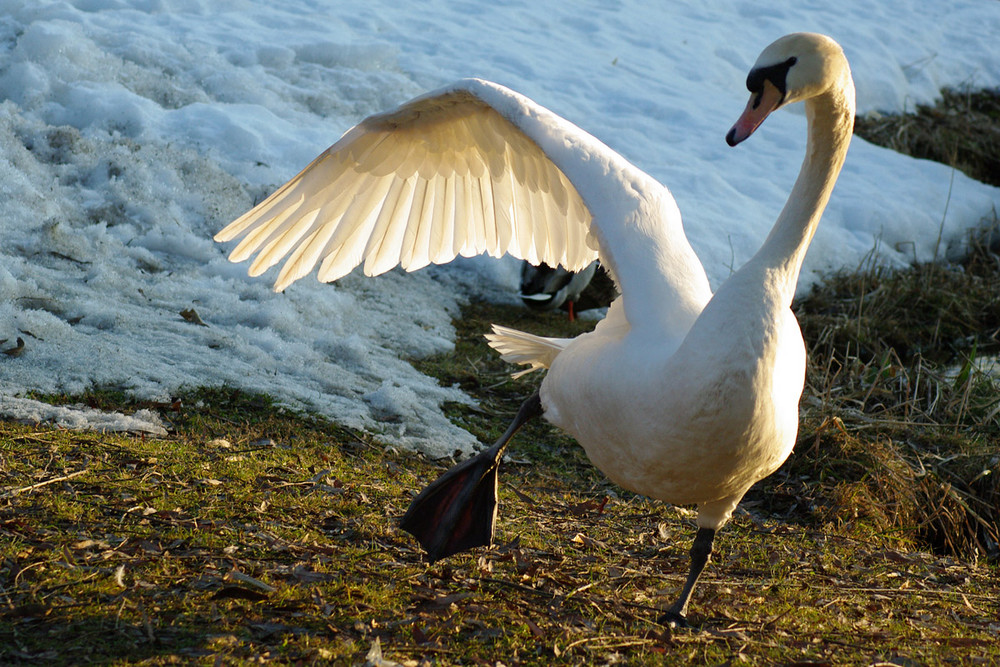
[400,393,543,562]
[659,527,716,627]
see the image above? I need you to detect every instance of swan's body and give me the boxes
[215,33,855,624]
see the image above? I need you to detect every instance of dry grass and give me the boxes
[784,90,1000,564]
[856,87,1000,188]
[792,233,1000,555]
[3,362,999,666]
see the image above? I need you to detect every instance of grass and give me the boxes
[3,289,999,665]
[4,89,1000,664]
[2,393,999,666]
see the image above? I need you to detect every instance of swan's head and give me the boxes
[727,33,849,146]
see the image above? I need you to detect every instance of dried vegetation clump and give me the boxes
[773,88,1000,563]
[782,229,1000,562]
[855,87,1000,188]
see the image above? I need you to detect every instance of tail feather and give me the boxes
[485,324,570,378]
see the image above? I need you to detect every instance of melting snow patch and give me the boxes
[0,395,169,436]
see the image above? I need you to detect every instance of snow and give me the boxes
[2,395,167,435]
[1,0,999,455]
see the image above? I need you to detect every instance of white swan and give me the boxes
[215,32,855,625]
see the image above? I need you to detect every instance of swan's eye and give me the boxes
[745,56,798,96]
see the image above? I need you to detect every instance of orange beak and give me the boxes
[726,79,784,146]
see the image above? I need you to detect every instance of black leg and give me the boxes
[659,527,716,627]
[400,393,542,562]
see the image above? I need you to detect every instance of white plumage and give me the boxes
[217,88,600,289]
[216,32,856,624]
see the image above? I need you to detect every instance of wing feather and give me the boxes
[412,178,440,271]
[453,171,472,257]
[229,195,305,265]
[476,176,499,255]
[215,81,601,292]
[315,174,396,283]
[248,206,322,277]
[431,174,456,264]
[398,177,430,270]
[363,176,415,276]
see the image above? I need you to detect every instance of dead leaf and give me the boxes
[939,637,991,647]
[72,539,110,550]
[511,486,534,503]
[874,549,912,563]
[225,570,276,593]
[250,622,293,638]
[415,591,471,611]
[5,603,48,619]
[180,308,207,326]
[2,337,25,357]
[571,533,607,550]
[364,637,402,667]
[289,565,333,583]
[566,497,609,516]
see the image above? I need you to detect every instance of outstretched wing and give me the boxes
[216,82,599,292]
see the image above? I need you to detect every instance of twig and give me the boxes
[3,469,88,498]
[479,576,666,615]
[226,570,277,593]
[564,636,658,652]
[932,167,956,263]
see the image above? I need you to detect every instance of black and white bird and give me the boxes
[518,259,598,319]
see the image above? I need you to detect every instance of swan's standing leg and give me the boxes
[659,527,716,627]
[400,393,543,562]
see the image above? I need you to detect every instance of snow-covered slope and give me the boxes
[2,1,999,454]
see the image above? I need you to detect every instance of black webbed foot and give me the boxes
[400,393,542,561]
[400,443,504,561]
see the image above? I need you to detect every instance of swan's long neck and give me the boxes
[750,78,855,305]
